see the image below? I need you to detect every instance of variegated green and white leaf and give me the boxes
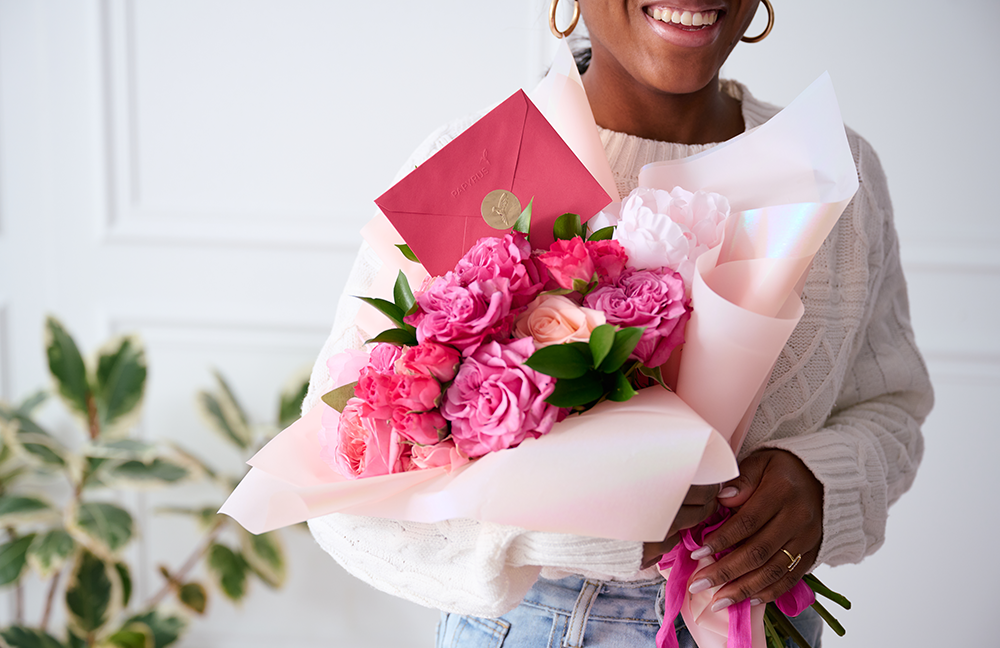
[93,335,147,439]
[277,370,310,430]
[123,611,185,648]
[178,581,207,615]
[65,550,116,636]
[104,458,190,489]
[0,494,57,526]
[207,543,249,601]
[195,372,251,450]
[45,317,92,427]
[72,502,134,556]
[240,530,285,589]
[0,625,67,648]
[0,534,36,585]
[85,439,158,461]
[4,414,68,468]
[28,529,76,577]
[103,624,152,648]
[155,505,220,531]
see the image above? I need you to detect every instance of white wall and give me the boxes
[0,1,995,646]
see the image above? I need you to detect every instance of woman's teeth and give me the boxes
[648,7,719,27]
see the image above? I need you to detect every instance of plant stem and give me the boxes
[40,568,62,631]
[145,517,226,609]
[85,393,100,440]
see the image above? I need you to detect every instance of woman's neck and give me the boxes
[581,58,744,145]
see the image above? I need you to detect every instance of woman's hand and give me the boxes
[641,483,723,569]
[686,449,824,612]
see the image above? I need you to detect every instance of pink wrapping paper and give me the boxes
[221,388,737,541]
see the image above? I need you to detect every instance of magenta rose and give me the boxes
[405,274,513,353]
[353,364,400,420]
[441,338,560,458]
[398,342,461,383]
[392,409,448,446]
[455,233,545,308]
[585,239,629,283]
[319,399,404,479]
[537,237,596,290]
[390,373,441,414]
[583,267,691,368]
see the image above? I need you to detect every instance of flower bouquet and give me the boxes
[221,43,859,648]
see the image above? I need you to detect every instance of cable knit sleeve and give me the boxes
[748,131,932,567]
[304,117,644,618]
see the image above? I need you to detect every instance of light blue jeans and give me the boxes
[435,575,823,648]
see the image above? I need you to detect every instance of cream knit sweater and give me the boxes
[304,82,932,618]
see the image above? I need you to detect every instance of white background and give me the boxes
[0,1,996,646]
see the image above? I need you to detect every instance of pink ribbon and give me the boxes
[656,510,815,648]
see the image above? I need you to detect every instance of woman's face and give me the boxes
[579,0,761,96]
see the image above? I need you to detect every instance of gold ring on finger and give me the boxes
[781,548,802,572]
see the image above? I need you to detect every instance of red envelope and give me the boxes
[375,90,612,277]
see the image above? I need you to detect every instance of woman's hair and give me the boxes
[571,42,592,75]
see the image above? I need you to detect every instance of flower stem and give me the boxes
[40,568,62,631]
[144,517,226,609]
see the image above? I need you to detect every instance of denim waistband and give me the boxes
[521,575,664,622]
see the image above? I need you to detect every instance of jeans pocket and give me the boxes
[437,613,511,648]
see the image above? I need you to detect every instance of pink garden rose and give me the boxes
[441,338,560,458]
[353,365,400,420]
[319,399,404,479]
[391,409,447,446]
[585,239,629,283]
[407,438,469,472]
[584,267,691,368]
[513,294,606,348]
[537,237,596,290]
[390,373,441,415]
[397,342,461,383]
[368,343,403,373]
[406,274,513,353]
[454,232,545,308]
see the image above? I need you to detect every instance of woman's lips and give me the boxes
[641,5,726,45]
[646,6,720,27]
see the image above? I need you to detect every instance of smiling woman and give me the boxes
[301,1,932,647]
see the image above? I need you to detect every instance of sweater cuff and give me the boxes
[756,431,881,568]
[508,532,644,579]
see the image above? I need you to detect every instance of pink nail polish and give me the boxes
[688,578,712,594]
[710,598,734,613]
[718,486,739,498]
[750,598,763,606]
[690,546,712,560]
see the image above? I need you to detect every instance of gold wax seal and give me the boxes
[481,189,522,230]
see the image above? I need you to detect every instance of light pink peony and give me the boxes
[397,342,461,383]
[325,348,370,389]
[513,294,606,348]
[537,237,596,290]
[584,267,691,368]
[406,274,513,353]
[368,343,403,373]
[454,232,545,308]
[441,338,560,458]
[608,187,729,288]
[391,409,448,446]
[407,438,469,472]
[318,399,404,479]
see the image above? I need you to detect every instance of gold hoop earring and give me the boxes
[741,0,774,43]
[549,0,580,39]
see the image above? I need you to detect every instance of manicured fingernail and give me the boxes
[688,578,712,594]
[690,546,712,560]
[711,598,734,613]
[750,598,763,607]
[718,486,739,499]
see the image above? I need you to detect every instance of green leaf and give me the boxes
[638,364,669,389]
[87,439,157,460]
[553,213,583,241]
[364,328,418,347]
[513,198,533,235]
[545,374,605,408]
[240,530,286,589]
[178,582,207,615]
[587,225,615,241]
[106,625,151,648]
[320,382,358,413]
[599,327,644,373]
[195,386,251,451]
[207,543,249,601]
[107,458,189,487]
[16,390,49,416]
[606,370,638,402]
[0,626,67,648]
[93,335,146,438]
[524,345,591,379]
[355,296,406,329]
[75,502,134,555]
[28,529,75,577]
[588,325,615,368]
[395,243,420,264]
[122,612,185,648]
[114,561,132,608]
[0,495,54,525]
[45,317,91,422]
[571,276,597,294]
[393,271,415,314]
[0,534,36,585]
[803,573,852,610]
[65,550,113,634]
[66,631,86,648]
[155,506,220,531]
[277,374,310,430]
[8,415,67,467]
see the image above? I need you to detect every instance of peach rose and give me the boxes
[513,294,606,348]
